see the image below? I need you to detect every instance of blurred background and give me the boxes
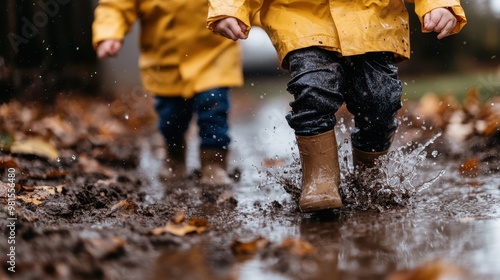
[0,0,499,104]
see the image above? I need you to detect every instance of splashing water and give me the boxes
[339,132,445,211]
[265,133,445,212]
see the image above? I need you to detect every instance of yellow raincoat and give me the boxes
[207,0,466,68]
[93,0,243,98]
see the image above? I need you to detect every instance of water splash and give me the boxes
[339,132,445,211]
[264,133,445,212]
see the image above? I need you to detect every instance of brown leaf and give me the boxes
[45,169,68,179]
[278,237,316,256]
[83,237,127,259]
[386,259,465,280]
[188,218,209,234]
[10,138,59,161]
[108,198,138,216]
[459,158,480,178]
[483,119,500,136]
[78,155,117,177]
[416,93,443,126]
[172,210,186,224]
[0,156,18,169]
[463,87,481,116]
[17,185,65,205]
[40,116,79,147]
[27,169,68,180]
[230,236,269,255]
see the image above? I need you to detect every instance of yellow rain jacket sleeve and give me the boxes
[207,0,466,69]
[93,0,243,98]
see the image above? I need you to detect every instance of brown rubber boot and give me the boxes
[158,143,186,181]
[200,149,232,186]
[297,130,343,212]
[351,146,388,169]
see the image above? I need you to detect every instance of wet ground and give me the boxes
[1,80,500,280]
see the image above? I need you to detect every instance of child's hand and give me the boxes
[212,17,248,41]
[423,8,457,39]
[96,39,123,59]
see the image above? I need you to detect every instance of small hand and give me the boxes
[212,17,248,41]
[96,39,123,59]
[423,8,457,39]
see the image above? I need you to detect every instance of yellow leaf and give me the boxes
[11,138,59,161]
[151,217,209,236]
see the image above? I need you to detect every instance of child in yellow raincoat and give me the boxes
[92,0,244,186]
[207,0,467,211]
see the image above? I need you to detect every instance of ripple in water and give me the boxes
[265,133,445,212]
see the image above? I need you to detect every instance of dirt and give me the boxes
[1,87,500,280]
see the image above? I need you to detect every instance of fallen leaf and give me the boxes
[10,138,59,161]
[151,217,209,236]
[17,185,65,205]
[386,259,465,280]
[40,116,79,147]
[78,155,117,177]
[416,93,443,126]
[0,156,18,169]
[107,198,138,216]
[45,169,68,179]
[188,218,209,233]
[278,237,316,256]
[172,209,186,224]
[463,88,481,116]
[27,169,68,180]
[459,158,480,178]
[230,236,269,255]
[83,237,127,259]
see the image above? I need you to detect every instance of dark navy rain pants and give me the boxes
[155,88,230,151]
[285,47,402,152]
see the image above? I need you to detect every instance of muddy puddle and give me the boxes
[1,88,500,280]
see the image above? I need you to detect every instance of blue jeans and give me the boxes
[285,47,402,152]
[154,88,230,150]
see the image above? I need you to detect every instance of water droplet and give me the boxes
[71,154,77,160]
[56,157,61,163]
[124,114,129,120]
[432,150,438,157]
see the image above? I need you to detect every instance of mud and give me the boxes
[1,83,500,280]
